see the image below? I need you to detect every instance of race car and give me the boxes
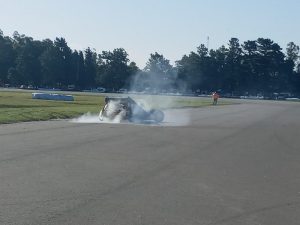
[99,96,164,123]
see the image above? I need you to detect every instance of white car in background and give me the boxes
[118,88,127,93]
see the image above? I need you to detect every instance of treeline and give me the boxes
[0,29,300,95]
[0,30,139,91]
[176,39,300,96]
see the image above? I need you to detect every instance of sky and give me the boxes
[0,0,299,68]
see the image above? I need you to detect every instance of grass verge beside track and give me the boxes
[0,90,231,124]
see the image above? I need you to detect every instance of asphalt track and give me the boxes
[0,99,300,225]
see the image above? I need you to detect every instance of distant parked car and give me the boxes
[118,88,127,93]
[67,85,76,91]
[96,87,106,93]
[89,87,106,93]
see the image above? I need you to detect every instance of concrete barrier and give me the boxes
[32,93,74,101]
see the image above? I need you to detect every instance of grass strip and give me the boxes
[0,91,230,124]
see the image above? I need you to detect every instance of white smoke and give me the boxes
[126,69,191,126]
[71,63,192,126]
[163,108,191,126]
[71,101,191,126]
[71,100,126,124]
[70,112,101,123]
[99,100,127,123]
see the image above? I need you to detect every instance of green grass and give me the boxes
[0,91,231,124]
[132,94,231,109]
[0,91,104,124]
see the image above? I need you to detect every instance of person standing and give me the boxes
[212,92,220,105]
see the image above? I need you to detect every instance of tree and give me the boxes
[7,67,20,85]
[2,29,300,95]
[125,61,140,89]
[144,52,173,76]
[197,44,209,58]
[255,38,285,93]
[98,48,131,90]
[0,32,15,84]
[286,42,299,62]
[208,45,227,92]
[177,44,217,92]
[196,44,216,91]
[143,52,176,92]
[14,36,43,86]
[223,38,243,93]
[241,40,259,93]
[83,47,97,88]
[70,50,85,88]
[128,61,139,75]
[285,42,300,93]
[286,42,299,74]
[177,52,200,92]
[53,37,72,86]
[40,46,63,86]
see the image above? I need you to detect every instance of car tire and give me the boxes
[150,110,164,123]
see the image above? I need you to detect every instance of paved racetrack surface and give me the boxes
[1,99,300,225]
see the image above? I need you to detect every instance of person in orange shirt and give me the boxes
[212,92,220,105]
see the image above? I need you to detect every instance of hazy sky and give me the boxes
[1,0,299,68]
